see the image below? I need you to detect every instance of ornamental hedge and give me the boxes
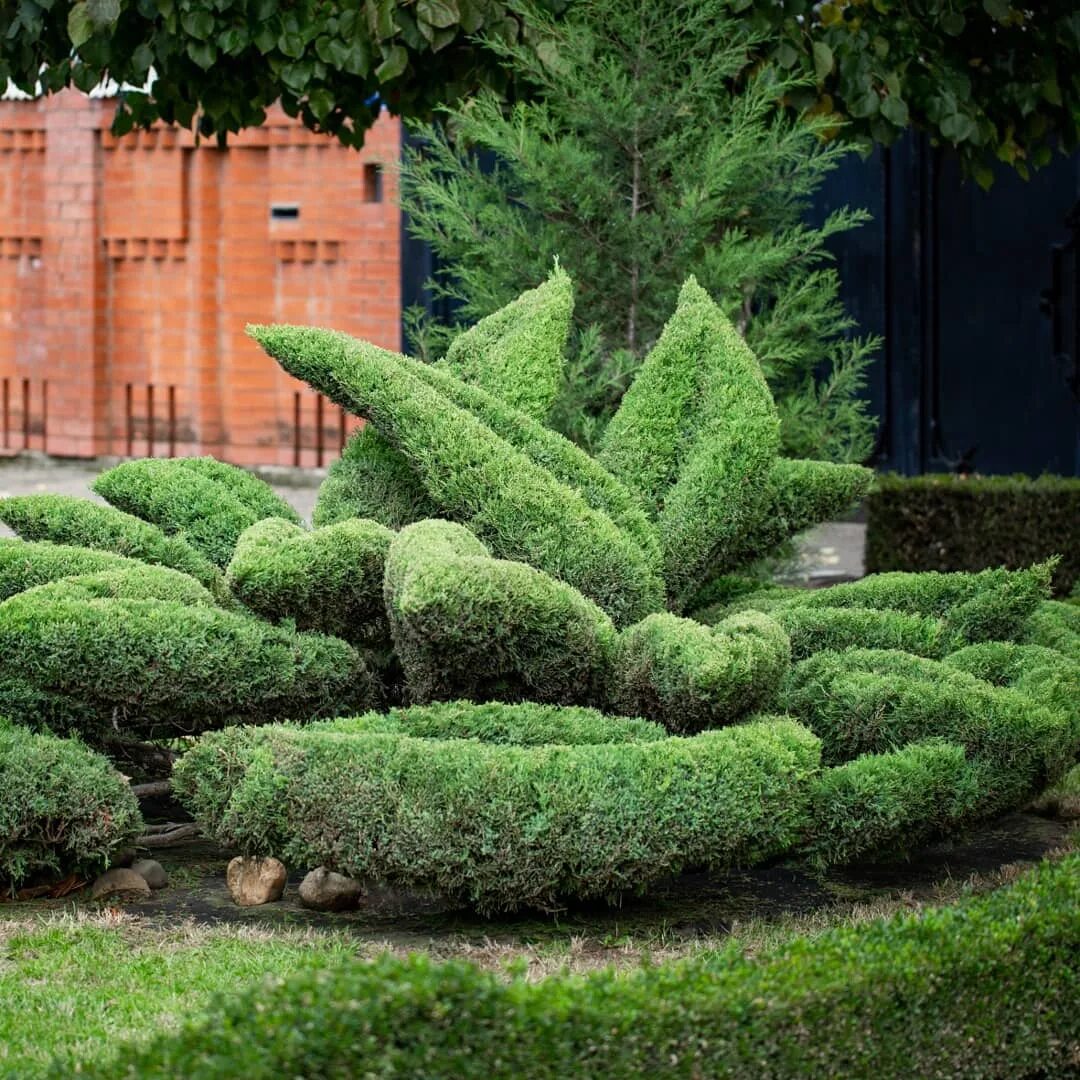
[78,855,1080,1080]
[175,714,820,913]
[0,719,142,890]
[865,473,1080,596]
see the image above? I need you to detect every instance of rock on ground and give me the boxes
[90,868,152,901]
[298,867,365,912]
[130,858,169,890]
[226,856,287,907]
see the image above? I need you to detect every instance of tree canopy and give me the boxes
[0,0,1076,177]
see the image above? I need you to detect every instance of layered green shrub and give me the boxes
[0,719,142,889]
[762,563,1053,644]
[437,265,571,421]
[866,473,1080,596]
[0,538,147,601]
[313,701,668,746]
[93,458,297,569]
[599,278,780,602]
[0,593,376,739]
[18,566,218,608]
[385,520,616,705]
[1023,599,1080,661]
[780,648,1074,814]
[0,494,228,601]
[82,855,1080,1080]
[804,740,977,867]
[772,605,953,661]
[176,715,819,913]
[253,324,663,625]
[227,517,393,646]
[608,610,790,733]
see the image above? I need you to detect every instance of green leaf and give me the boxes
[131,41,154,74]
[307,88,334,121]
[86,0,120,27]
[181,10,215,40]
[849,89,880,118]
[813,41,834,81]
[186,40,217,68]
[942,12,965,35]
[280,59,313,91]
[982,0,1009,20]
[776,41,799,69]
[375,43,408,80]
[880,95,909,126]
[67,2,94,47]
[417,0,460,30]
[940,112,977,142]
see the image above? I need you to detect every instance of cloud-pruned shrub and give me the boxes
[0,494,228,601]
[0,538,148,602]
[608,610,790,733]
[772,605,953,661]
[227,517,393,646]
[1023,599,1080,662]
[385,520,616,705]
[175,714,819,913]
[0,719,142,890]
[93,458,298,569]
[18,566,218,608]
[252,324,663,626]
[80,855,1080,1080]
[0,593,376,740]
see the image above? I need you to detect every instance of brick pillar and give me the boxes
[42,93,106,457]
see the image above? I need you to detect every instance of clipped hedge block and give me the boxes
[438,264,571,421]
[0,719,142,889]
[600,278,780,602]
[772,605,953,661]
[0,494,228,601]
[81,855,1080,1080]
[93,458,298,569]
[866,472,1080,596]
[252,324,663,626]
[176,714,820,913]
[781,648,1074,814]
[804,740,976,867]
[0,593,376,740]
[227,517,393,646]
[385,520,616,705]
[608,610,790,733]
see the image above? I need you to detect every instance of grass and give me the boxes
[0,842,1073,1078]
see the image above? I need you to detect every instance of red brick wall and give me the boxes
[0,90,401,466]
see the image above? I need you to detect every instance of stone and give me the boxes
[226,856,287,907]
[111,847,136,868]
[130,858,169,890]
[298,867,365,912]
[90,868,152,902]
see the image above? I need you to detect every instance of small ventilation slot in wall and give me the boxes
[363,163,383,203]
[271,203,300,220]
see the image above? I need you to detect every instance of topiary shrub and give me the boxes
[175,712,820,913]
[16,566,219,608]
[93,458,299,569]
[771,605,954,661]
[608,610,790,732]
[385,519,616,705]
[0,593,377,740]
[0,719,142,890]
[865,472,1080,596]
[0,538,151,602]
[0,494,229,601]
[226,517,393,646]
[1023,599,1080,661]
[78,855,1080,1080]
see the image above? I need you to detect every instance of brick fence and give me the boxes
[0,90,401,466]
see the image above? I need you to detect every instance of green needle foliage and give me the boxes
[0,538,152,602]
[400,0,878,460]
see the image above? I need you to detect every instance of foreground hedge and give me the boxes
[1023,599,1080,662]
[93,458,298,568]
[79,855,1080,1079]
[385,520,616,705]
[0,720,142,889]
[176,715,819,913]
[0,494,228,601]
[226,517,393,646]
[866,473,1080,596]
[253,324,663,626]
[0,593,376,739]
[0,538,146,601]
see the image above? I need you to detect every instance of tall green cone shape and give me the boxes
[313,266,573,529]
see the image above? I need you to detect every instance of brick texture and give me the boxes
[0,91,401,466]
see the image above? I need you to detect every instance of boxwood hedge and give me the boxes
[0,494,228,601]
[608,610,790,732]
[0,593,376,739]
[77,854,1080,1080]
[0,719,142,889]
[227,517,393,646]
[252,324,663,626]
[175,714,820,913]
[385,520,616,705]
